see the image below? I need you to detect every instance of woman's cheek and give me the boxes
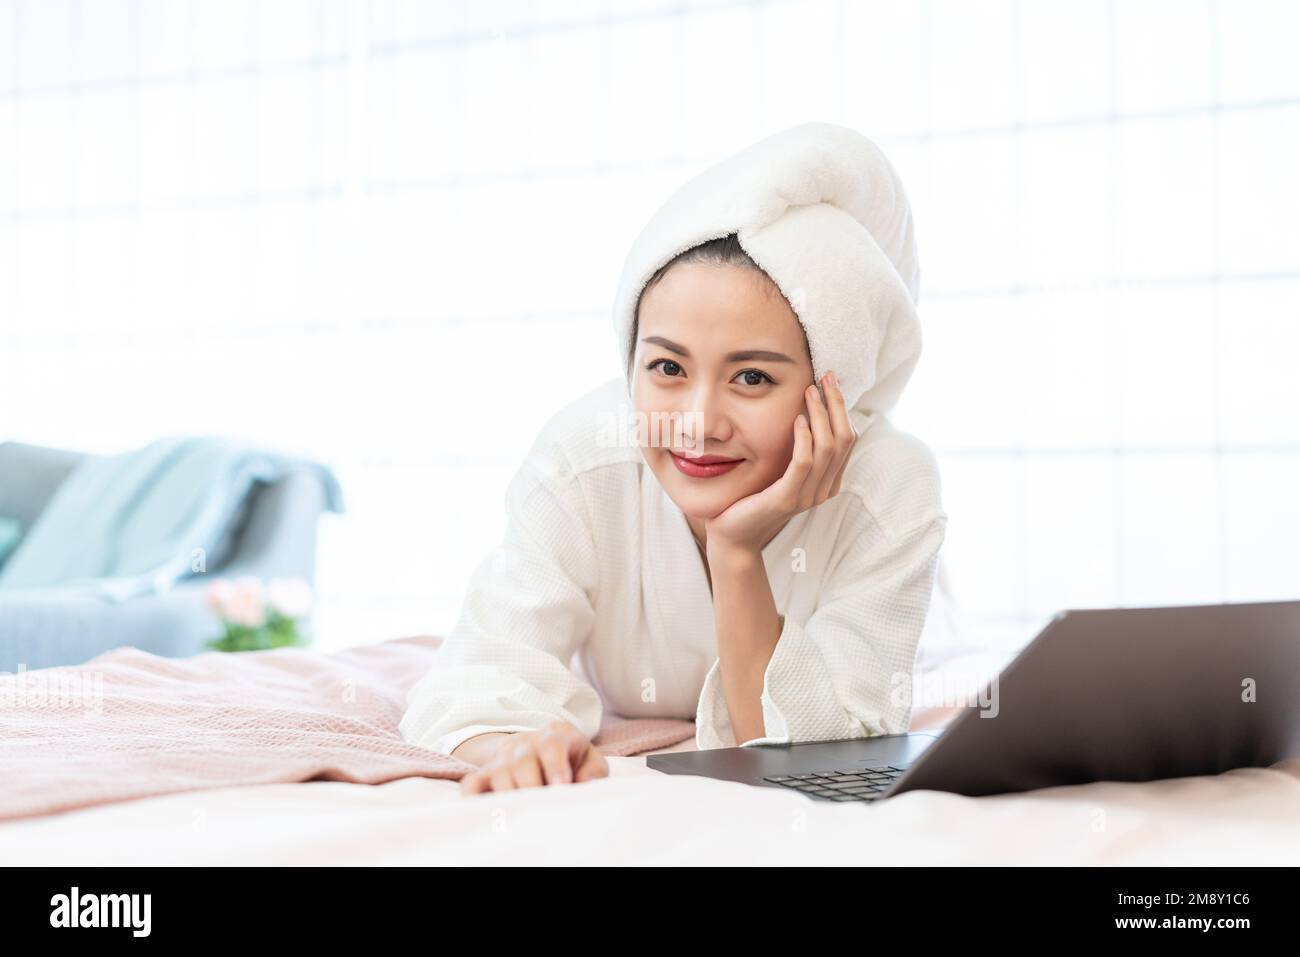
[762,422,800,483]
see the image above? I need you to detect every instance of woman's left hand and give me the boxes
[704,370,858,557]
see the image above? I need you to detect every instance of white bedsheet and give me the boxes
[4,742,1298,865]
[5,640,1296,866]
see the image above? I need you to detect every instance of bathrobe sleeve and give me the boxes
[398,455,604,758]
[694,504,947,750]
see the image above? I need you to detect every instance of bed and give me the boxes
[3,636,1298,866]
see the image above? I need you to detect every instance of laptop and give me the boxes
[648,599,1300,803]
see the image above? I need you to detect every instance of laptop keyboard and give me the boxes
[762,765,906,803]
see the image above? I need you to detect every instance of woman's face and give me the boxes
[630,261,816,521]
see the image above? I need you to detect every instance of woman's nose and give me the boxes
[686,386,733,441]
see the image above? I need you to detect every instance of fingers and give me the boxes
[773,410,815,509]
[815,370,857,502]
[829,466,845,498]
[459,721,606,796]
[803,381,836,507]
[537,726,574,785]
[489,760,524,792]
[574,747,610,784]
[508,736,546,788]
[822,370,856,445]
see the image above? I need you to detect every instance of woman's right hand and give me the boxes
[456,720,609,796]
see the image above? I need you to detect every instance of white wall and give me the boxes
[1,0,1296,652]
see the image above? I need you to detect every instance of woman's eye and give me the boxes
[735,369,775,387]
[646,358,684,377]
[645,359,772,387]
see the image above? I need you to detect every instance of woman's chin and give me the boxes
[662,482,740,519]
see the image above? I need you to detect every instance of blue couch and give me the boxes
[0,441,337,671]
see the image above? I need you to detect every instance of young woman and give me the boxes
[398,123,948,795]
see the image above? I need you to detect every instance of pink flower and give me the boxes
[205,579,234,616]
[207,576,267,628]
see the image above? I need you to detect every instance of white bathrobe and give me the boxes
[399,375,948,755]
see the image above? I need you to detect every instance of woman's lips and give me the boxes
[668,450,743,478]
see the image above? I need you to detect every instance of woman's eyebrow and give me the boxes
[641,336,795,363]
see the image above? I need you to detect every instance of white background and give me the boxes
[1,0,1297,652]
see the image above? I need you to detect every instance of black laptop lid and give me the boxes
[891,599,1300,798]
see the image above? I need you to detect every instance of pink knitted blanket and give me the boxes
[0,636,696,821]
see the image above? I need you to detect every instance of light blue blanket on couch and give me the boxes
[0,436,343,600]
